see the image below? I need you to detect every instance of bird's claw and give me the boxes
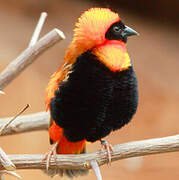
[100,140,114,165]
[43,141,58,170]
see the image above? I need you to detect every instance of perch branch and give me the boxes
[0,135,178,170]
[0,29,65,90]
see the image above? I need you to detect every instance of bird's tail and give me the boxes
[44,122,89,178]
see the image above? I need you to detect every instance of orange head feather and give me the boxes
[64,8,120,63]
[64,8,138,71]
[73,8,120,49]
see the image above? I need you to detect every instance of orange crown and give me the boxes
[73,8,120,50]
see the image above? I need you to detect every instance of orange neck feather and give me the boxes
[92,40,131,72]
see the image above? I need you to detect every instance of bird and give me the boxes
[44,7,138,178]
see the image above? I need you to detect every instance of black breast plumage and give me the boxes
[50,51,138,142]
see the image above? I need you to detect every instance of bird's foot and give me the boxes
[100,140,114,165]
[42,141,58,170]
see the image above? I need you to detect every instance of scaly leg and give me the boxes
[100,140,114,164]
[43,141,59,170]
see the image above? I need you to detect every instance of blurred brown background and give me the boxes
[0,0,179,180]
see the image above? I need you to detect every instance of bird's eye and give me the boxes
[113,26,121,33]
[105,21,127,42]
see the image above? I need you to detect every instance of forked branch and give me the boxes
[0,12,64,179]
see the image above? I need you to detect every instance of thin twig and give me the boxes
[0,29,65,90]
[0,135,178,170]
[29,12,48,47]
[0,104,29,135]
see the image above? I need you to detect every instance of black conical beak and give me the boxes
[122,26,139,38]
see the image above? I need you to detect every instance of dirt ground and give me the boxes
[0,1,179,180]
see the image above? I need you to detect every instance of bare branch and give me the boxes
[0,135,178,170]
[29,12,48,47]
[0,112,49,136]
[0,29,65,90]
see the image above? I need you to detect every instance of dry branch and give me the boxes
[0,12,65,179]
[0,29,65,90]
[0,135,178,170]
[0,112,49,136]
